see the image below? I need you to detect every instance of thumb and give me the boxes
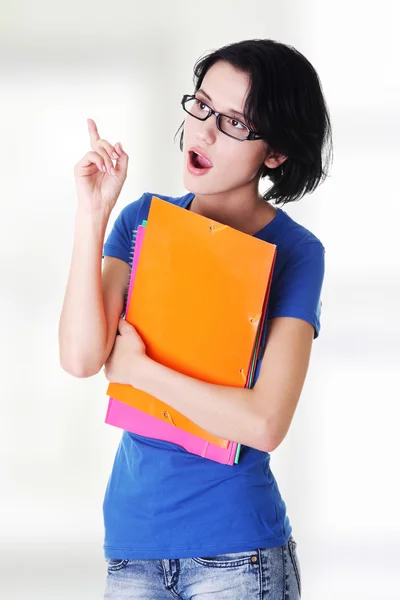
[118,318,133,334]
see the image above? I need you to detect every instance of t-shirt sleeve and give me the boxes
[268,240,325,339]
[102,195,145,264]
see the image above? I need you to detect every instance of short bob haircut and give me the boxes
[175,38,333,206]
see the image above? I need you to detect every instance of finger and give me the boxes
[75,150,108,174]
[115,142,127,157]
[96,140,129,179]
[87,118,101,150]
[94,144,115,175]
[97,138,120,161]
[113,142,129,179]
[118,317,128,330]
[118,318,133,335]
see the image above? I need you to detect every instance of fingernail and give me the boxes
[112,152,119,159]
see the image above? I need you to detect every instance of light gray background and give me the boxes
[1,0,399,598]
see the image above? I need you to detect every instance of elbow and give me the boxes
[262,438,280,453]
[257,435,281,454]
[253,416,283,454]
[60,361,101,378]
[254,433,277,453]
[59,352,103,379]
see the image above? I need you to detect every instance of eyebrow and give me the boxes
[196,88,245,120]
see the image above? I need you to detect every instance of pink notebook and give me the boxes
[105,221,240,465]
[106,398,239,465]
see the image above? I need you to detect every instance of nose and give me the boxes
[195,115,217,145]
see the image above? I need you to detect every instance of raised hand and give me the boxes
[73,118,129,215]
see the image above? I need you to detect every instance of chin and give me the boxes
[182,172,212,195]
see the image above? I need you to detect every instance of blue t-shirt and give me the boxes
[102,191,325,559]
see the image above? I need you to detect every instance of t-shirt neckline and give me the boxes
[182,192,284,238]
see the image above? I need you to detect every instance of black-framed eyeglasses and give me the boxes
[181,94,263,142]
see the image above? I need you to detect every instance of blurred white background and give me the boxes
[1,0,399,598]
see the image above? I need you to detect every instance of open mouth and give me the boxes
[189,150,213,170]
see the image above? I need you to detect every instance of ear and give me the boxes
[263,152,287,170]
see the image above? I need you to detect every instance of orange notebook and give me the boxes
[107,197,276,448]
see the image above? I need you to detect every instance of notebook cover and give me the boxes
[107,197,276,450]
[107,219,240,464]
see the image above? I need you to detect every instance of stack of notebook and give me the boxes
[105,196,276,465]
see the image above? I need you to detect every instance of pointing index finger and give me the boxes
[87,118,100,147]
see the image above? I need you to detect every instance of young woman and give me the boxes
[59,38,332,599]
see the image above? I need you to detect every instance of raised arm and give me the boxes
[58,119,129,377]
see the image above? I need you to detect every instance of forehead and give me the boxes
[200,61,250,112]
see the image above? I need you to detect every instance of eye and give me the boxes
[195,99,209,112]
[229,118,246,130]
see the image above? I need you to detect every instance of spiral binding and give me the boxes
[122,228,138,317]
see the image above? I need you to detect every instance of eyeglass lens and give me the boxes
[184,97,249,141]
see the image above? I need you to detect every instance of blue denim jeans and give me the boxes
[104,535,301,599]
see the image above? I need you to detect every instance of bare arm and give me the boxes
[110,316,314,452]
[58,210,129,377]
[58,118,129,377]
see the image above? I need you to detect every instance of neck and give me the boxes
[189,182,277,235]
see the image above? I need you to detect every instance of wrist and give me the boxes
[131,354,155,390]
[74,205,111,236]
